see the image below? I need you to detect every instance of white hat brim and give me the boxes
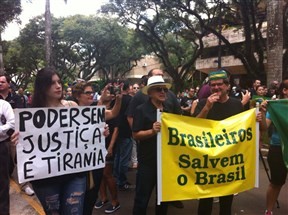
[142,83,171,95]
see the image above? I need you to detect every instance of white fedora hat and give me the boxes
[142,76,171,95]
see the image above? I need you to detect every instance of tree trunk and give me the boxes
[266,0,283,84]
[45,0,52,67]
[0,33,4,75]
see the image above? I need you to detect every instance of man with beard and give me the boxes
[193,69,243,215]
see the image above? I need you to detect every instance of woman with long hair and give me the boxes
[29,67,86,214]
[72,81,122,214]
[11,69,122,214]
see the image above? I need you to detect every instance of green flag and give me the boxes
[267,99,288,168]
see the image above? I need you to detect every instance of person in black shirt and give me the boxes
[113,81,133,190]
[193,69,243,215]
[180,87,197,115]
[249,79,261,97]
[127,69,183,209]
[127,69,181,128]
[0,75,23,109]
[132,76,175,215]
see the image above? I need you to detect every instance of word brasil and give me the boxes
[167,126,253,185]
[179,154,245,185]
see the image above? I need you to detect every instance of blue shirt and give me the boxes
[266,112,281,146]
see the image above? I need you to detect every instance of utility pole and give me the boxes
[266,0,283,84]
[45,0,52,68]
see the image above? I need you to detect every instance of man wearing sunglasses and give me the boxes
[132,75,177,214]
[126,68,183,210]
[127,68,181,129]
[193,69,243,215]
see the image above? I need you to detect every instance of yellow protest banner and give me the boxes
[158,109,258,202]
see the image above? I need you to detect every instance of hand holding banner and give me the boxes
[158,109,258,202]
[15,106,107,183]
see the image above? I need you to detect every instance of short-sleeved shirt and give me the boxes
[266,112,281,146]
[105,116,119,149]
[180,96,196,108]
[193,97,243,120]
[133,99,177,167]
[117,94,132,138]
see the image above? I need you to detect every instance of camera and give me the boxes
[109,86,121,95]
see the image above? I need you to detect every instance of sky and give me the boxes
[2,0,108,40]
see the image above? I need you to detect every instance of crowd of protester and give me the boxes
[0,67,286,215]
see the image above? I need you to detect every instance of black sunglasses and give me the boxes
[151,87,168,93]
[82,91,94,95]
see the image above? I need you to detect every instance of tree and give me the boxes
[3,15,75,87]
[45,0,52,67]
[266,0,283,84]
[0,0,21,74]
[3,15,145,86]
[158,0,267,80]
[283,1,288,78]
[101,0,203,91]
[102,0,270,85]
[44,0,67,67]
[3,16,46,87]
[60,15,145,81]
[2,39,36,88]
[0,0,21,28]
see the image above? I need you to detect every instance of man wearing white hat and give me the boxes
[132,75,175,215]
[127,69,183,210]
[127,68,181,128]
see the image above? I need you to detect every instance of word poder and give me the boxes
[15,106,106,183]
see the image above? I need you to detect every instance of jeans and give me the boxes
[114,137,133,187]
[0,142,10,215]
[133,163,168,215]
[32,175,86,215]
[198,195,234,215]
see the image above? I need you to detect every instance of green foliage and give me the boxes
[0,0,21,29]
[3,0,274,87]
[3,16,46,87]
[101,0,269,87]
[59,15,146,80]
[3,38,39,88]
[101,0,203,90]
[3,14,146,87]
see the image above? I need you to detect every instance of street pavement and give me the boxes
[10,156,288,215]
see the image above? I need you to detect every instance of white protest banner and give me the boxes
[15,106,107,183]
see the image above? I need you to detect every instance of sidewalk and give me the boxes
[9,179,43,215]
[9,161,288,215]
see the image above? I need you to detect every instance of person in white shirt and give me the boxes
[0,99,15,214]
